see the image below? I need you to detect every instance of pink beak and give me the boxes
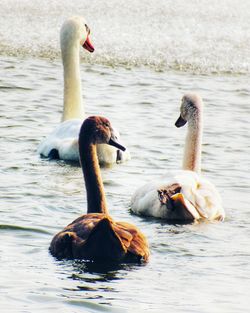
[83,34,95,53]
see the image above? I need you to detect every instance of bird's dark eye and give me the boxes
[85,24,90,34]
[103,123,109,128]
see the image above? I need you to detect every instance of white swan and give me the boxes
[38,16,130,164]
[131,93,225,222]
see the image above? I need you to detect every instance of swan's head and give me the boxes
[60,16,94,53]
[80,116,126,151]
[175,93,203,127]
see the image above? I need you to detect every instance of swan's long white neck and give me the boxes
[182,110,203,173]
[61,34,84,121]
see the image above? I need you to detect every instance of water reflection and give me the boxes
[58,259,144,308]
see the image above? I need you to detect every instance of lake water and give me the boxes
[0,1,250,312]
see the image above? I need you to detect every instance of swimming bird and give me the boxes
[131,93,225,222]
[50,116,149,262]
[38,16,130,164]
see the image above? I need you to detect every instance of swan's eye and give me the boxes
[85,24,90,35]
[101,122,109,129]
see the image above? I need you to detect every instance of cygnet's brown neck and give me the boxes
[182,111,203,173]
[79,135,108,214]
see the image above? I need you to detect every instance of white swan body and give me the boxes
[38,119,126,163]
[38,119,80,161]
[131,93,225,222]
[38,16,130,164]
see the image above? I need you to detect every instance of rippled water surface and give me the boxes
[1,1,250,312]
[1,56,250,313]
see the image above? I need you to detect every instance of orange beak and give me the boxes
[83,34,95,53]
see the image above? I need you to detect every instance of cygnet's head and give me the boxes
[175,93,203,127]
[80,116,126,151]
[60,16,94,53]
